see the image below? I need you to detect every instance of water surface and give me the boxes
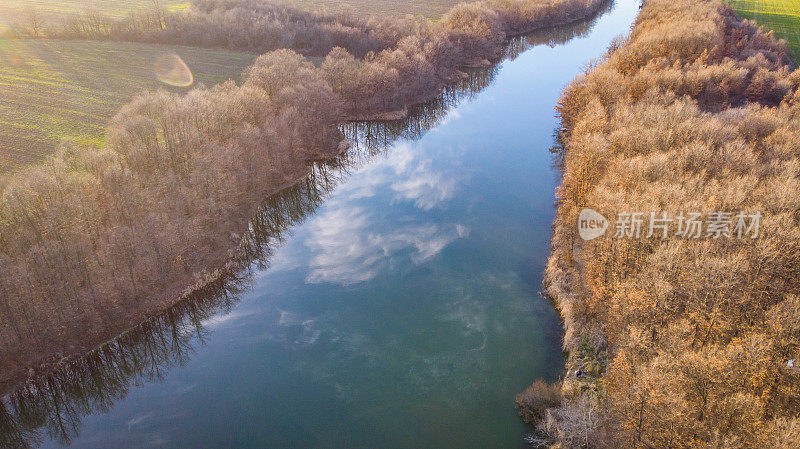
[1,2,640,447]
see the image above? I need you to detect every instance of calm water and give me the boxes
[2,2,639,448]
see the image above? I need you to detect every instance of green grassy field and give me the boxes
[0,39,256,171]
[0,0,190,31]
[728,0,800,63]
[0,0,462,26]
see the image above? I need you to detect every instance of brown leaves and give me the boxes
[547,0,800,446]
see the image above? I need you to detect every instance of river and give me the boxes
[0,1,639,447]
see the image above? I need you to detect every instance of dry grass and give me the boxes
[545,0,800,446]
[0,39,256,171]
[728,0,800,62]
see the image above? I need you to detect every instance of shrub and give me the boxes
[516,379,563,424]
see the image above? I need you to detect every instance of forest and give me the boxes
[0,0,606,391]
[521,0,800,446]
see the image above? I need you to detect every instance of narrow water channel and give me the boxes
[1,2,640,447]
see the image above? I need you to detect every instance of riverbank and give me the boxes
[0,157,329,391]
[0,0,612,396]
[540,0,800,446]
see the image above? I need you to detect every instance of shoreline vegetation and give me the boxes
[521,0,800,447]
[0,0,608,394]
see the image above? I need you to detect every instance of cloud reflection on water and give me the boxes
[305,211,464,285]
[297,141,469,286]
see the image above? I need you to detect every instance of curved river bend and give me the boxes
[1,2,639,448]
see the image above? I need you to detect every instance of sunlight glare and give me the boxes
[153,52,193,87]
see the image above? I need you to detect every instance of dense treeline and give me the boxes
[531,0,800,447]
[7,1,409,57]
[318,0,607,116]
[10,0,605,58]
[9,0,607,117]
